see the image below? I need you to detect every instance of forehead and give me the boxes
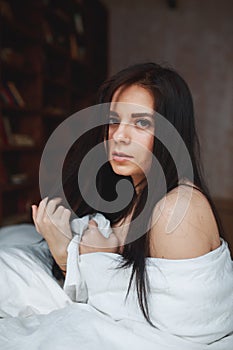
[111,85,154,114]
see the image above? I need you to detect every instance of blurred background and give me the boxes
[0,0,232,252]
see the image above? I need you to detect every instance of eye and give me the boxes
[109,117,120,125]
[135,119,152,129]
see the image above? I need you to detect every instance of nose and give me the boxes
[112,122,131,144]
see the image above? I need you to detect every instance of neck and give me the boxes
[133,177,146,195]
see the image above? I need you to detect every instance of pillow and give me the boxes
[0,224,72,318]
[0,223,43,246]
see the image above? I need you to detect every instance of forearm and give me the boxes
[54,252,68,276]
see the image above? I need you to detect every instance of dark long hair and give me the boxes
[57,62,224,326]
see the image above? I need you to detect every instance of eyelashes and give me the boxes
[136,119,152,128]
[108,117,119,125]
[108,117,153,129]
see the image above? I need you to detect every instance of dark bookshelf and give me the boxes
[0,0,108,225]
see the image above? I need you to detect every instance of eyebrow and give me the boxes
[109,110,154,119]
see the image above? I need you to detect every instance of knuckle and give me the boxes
[48,198,56,205]
[42,216,50,224]
[57,205,64,211]
[40,197,48,206]
[53,197,62,203]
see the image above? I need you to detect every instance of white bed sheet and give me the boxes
[0,224,232,350]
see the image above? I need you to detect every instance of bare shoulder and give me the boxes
[149,184,221,259]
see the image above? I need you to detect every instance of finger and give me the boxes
[88,219,98,228]
[53,205,65,218]
[45,197,63,217]
[31,205,41,233]
[51,205,67,224]
[32,204,38,223]
[31,205,37,221]
[61,208,71,223]
[52,205,71,226]
[42,206,63,231]
[61,209,72,240]
[87,221,100,236]
[36,197,49,223]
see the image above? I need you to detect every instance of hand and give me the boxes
[32,197,72,267]
[80,219,119,255]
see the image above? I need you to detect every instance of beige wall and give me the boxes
[102,0,233,199]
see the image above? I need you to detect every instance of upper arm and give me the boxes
[149,186,221,259]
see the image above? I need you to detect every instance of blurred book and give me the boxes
[2,116,14,145]
[42,0,50,6]
[0,0,14,22]
[11,133,35,146]
[0,158,8,184]
[0,116,34,147]
[54,8,70,23]
[44,106,66,116]
[0,82,26,107]
[42,19,54,43]
[70,34,79,60]
[11,173,28,185]
[0,48,25,69]
[74,13,84,35]
[0,116,8,146]
[0,86,15,106]
[78,46,86,62]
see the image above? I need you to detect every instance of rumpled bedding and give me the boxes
[0,224,233,350]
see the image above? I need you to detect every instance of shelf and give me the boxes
[42,107,68,119]
[0,60,37,78]
[0,0,108,225]
[45,7,73,29]
[0,179,37,193]
[44,42,70,57]
[43,77,71,90]
[1,105,41,114]
[71,58,87,68]
[1,145,43,152]
[1,16,41,43]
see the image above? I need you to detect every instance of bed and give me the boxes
[0,224,233,350]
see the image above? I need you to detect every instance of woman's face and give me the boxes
[108,84,155,188]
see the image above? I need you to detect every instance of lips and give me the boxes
[111,152,134,162]
[112,152,133,158]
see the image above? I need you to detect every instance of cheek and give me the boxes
[148,135,154,153]
[104,130,113,155]
[108,128,114,140]
[140,135,154,167]
[104,139,107,153]
[140,134,154,155]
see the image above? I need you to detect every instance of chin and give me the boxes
[112,168,131,177]
[110,162,132,177]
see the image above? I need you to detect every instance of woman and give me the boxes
[31,63,231,342]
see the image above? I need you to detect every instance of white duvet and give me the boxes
[0,224,233,350]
